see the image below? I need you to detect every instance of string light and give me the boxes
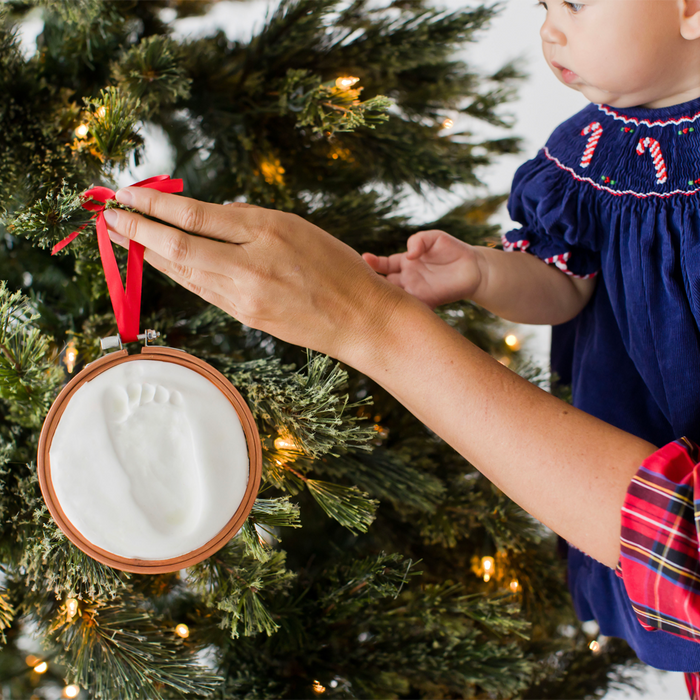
[74,124,89,138]
[25,654,40,667]
[260,159,285,186]
[33,661,48,674]
[481,556,495,582]
[96,106,106,118]
[442,118,454,129]
[66,598,79,619]
[312,680,327,694]
[63,685,81,699]
[274,435,297,450]
[335,76,359,89]
[509,579,520,593]
[589,639,600,653]
[504,334,520,351]
[175,623,190,638]
[64,340,78,374]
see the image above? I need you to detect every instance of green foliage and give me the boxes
[188,541,295,639]
[222,352,375,459]
[43,595,223,699]
[6,183,95,255]
[0,283,63,427]
[113,35,192,116]
[82,86,143,164]
[0,588,15,644]
[280,69,392,135]
[306,479,377,534]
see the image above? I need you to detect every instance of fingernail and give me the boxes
[115,188,134,205]
[108,230,128,248]
[103,208,119,228]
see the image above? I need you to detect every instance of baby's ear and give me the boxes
[680,0,700,40]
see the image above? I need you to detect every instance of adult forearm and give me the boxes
[352,293,656,569]
[472,247,595,325]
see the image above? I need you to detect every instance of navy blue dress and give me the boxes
[503,95,700,671]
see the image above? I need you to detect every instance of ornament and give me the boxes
[39,177,262,574]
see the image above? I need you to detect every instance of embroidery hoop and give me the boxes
[38,344,262,574]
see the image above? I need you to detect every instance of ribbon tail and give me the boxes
[51,230,82,256]
[95,212,142,343]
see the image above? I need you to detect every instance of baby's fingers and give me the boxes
[406,230,444,259]
[362,252,404,275]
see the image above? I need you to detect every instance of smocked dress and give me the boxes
[502,95,700,695]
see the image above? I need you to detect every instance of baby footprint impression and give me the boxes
[104,381,204,536]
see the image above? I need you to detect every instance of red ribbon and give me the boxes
[52,175,183,343]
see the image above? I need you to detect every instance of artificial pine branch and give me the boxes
[0,283,63,427]
[42,595,223,699]
[188,541,295,639]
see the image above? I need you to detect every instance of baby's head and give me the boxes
[537,0,700,108]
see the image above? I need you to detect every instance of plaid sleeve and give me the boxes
[617,438,700,642]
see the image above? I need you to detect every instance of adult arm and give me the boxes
[103,190,656,569]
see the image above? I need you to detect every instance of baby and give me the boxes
[364,0,700,693]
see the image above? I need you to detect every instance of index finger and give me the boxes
[115,186,252,243]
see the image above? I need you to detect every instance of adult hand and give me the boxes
[103,188,408,367]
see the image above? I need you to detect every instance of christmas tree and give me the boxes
[0,1,643,698]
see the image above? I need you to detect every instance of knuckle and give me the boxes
[180,203,205,233]
[123,213,140,240]
[165,233,190,264]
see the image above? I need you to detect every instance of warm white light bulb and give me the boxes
[509,579,519,593]
[442,118,454,129]
[33,661,48,674]
[589,640,600,652]
[96,106,106,118]
[64,341,78,374]
[335,76,359,89]
[504,334,520,350]
[75,124,89,138]
[274,435,297,450]
[312,680,326,694]
[175,623,190,638]
[63,685,81,699]
[66,598,79,617]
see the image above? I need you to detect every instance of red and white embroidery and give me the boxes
[580,121,603,168]
[543,251,597,279]
[501,234,529,252]
[636,137,668,184]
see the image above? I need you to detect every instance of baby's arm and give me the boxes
[474,245,596,325]
[363,230,595,325]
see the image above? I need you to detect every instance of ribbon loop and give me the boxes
[51,175,184,343]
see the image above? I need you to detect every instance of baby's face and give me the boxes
[538,0,700,108]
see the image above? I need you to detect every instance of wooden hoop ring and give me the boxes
[37,346,262,574]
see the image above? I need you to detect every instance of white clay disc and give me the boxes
[49,359,249,560]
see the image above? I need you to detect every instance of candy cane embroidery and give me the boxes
[579,121,603,168]
[636,137,668,184]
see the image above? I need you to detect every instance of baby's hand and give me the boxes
[362,230,482,309]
